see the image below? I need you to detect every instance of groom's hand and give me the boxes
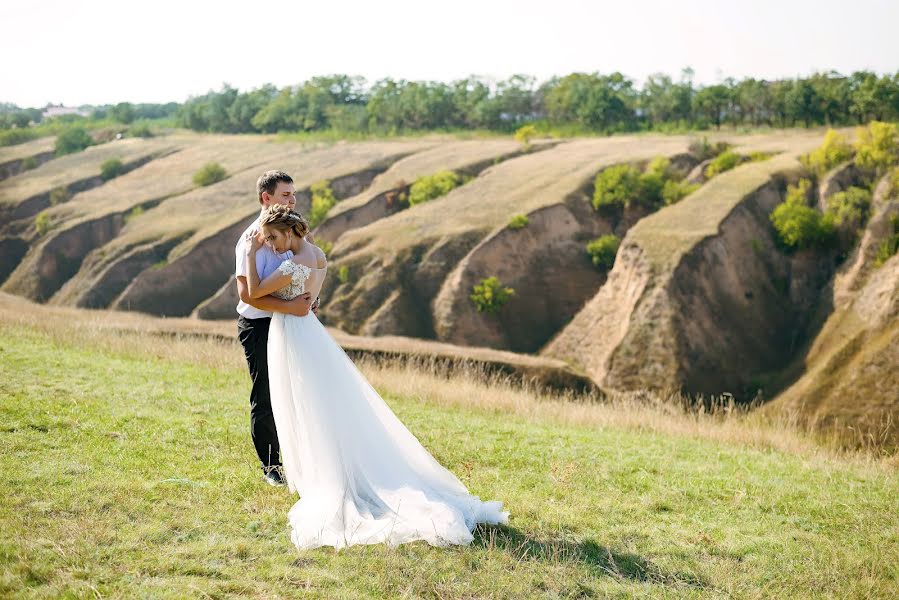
[287,292,313,317]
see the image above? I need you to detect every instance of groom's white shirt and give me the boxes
[235,211,293,319]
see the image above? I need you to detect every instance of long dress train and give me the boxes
[265,259,509,550]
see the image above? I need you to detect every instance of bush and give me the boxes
[514,124,537,149]
[585,234,620,270]
[890,166,899,198]
[55,127,93,156]
[661,179,700,205]
[125,205,144,223]
[645,156,671,177]
[21,156,37,170]
[308,180,336,228]
[749,151,775,163]
[100,158,125,181]
[49,186,69,206]
[34,211,53,236]
[593,159,688,210]
[337,265,350,284]
[592,164,641,210]
[770,179,835,250]
[0,128,40,147]
[408,171,461,206]
[874,214,899,267]
[801,129,853,174]
[507,214,529,229]
[318,240,334,256]
[854,121,899,175]
[470,276,515,315]
[827,186,871,230]
[192,162,227,187]
[128,122,153,138]
[688,137,729,161]
[704,150,742,178]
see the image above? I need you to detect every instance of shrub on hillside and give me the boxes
[801,129,853,174]
[592,164,641,210]
[128,122,153,138]
[0,128,40,147]
[470,276,515,315]
[100,158,125,181]
[874,214,899,267]
[308,180,336,228]
[34,211,53,236]
[507,214,529,229]
[49,186,70,206]
[21,156,37,170]
[514,124,537,149]
[408,170,461,206]
[688,136,729,161]
[854,121,899,175]
[192,162,227,187]
[337,265,350,284]
[770,179,835,250]
[661,179,700,205]
[55,127,93,156]
[593,158,690,210]
[827,186,871,230]
[704,150,742,178]
[585,234,620,270]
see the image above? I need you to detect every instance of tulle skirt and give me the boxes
[267,311,509,550]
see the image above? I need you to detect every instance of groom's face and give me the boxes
[262,182,297,210]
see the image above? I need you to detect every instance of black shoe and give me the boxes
[262,466,286,487]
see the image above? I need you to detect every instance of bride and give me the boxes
[243,204,509,550]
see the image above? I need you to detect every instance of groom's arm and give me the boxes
[236,276,312,316]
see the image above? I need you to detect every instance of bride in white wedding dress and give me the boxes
[244,204,509,550]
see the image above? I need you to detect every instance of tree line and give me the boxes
[3,70,899,137]
[175,71,899,135]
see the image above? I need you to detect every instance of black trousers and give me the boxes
[237,315,281,470]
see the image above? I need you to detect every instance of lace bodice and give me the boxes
[271,260,311,300]
[271,259,327,302]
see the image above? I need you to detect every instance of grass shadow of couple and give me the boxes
[471,522,708,591]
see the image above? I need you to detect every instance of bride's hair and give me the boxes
[260,203,309,238]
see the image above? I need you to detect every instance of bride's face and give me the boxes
[263,226,292,253]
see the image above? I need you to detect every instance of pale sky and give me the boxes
[2,0,897,108]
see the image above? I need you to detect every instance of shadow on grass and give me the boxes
[472,523,708,590]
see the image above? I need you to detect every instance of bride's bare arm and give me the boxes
[244,231,293,299]
[236,276,311,316]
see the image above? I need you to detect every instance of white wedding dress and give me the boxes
[266,258,509,550]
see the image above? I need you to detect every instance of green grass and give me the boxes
[1,323,897,598]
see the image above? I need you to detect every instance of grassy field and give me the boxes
[1,305,897,599]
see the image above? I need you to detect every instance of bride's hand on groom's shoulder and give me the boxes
[244,228,265,254]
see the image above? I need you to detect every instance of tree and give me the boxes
[55,127,93,155]
[109,102,136,124]
[694,85,730,129]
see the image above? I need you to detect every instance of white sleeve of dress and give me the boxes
[277,260,310,285]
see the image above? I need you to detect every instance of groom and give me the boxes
[235,170,319,486]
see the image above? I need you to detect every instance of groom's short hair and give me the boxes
[257,170,294,203]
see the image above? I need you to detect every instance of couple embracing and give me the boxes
[233,170,508,551]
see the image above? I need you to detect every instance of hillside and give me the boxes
[1,298,897,598]
[765,174,899,446]
[1,127,896,448]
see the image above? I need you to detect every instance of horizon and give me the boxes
[2,0,898,107]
